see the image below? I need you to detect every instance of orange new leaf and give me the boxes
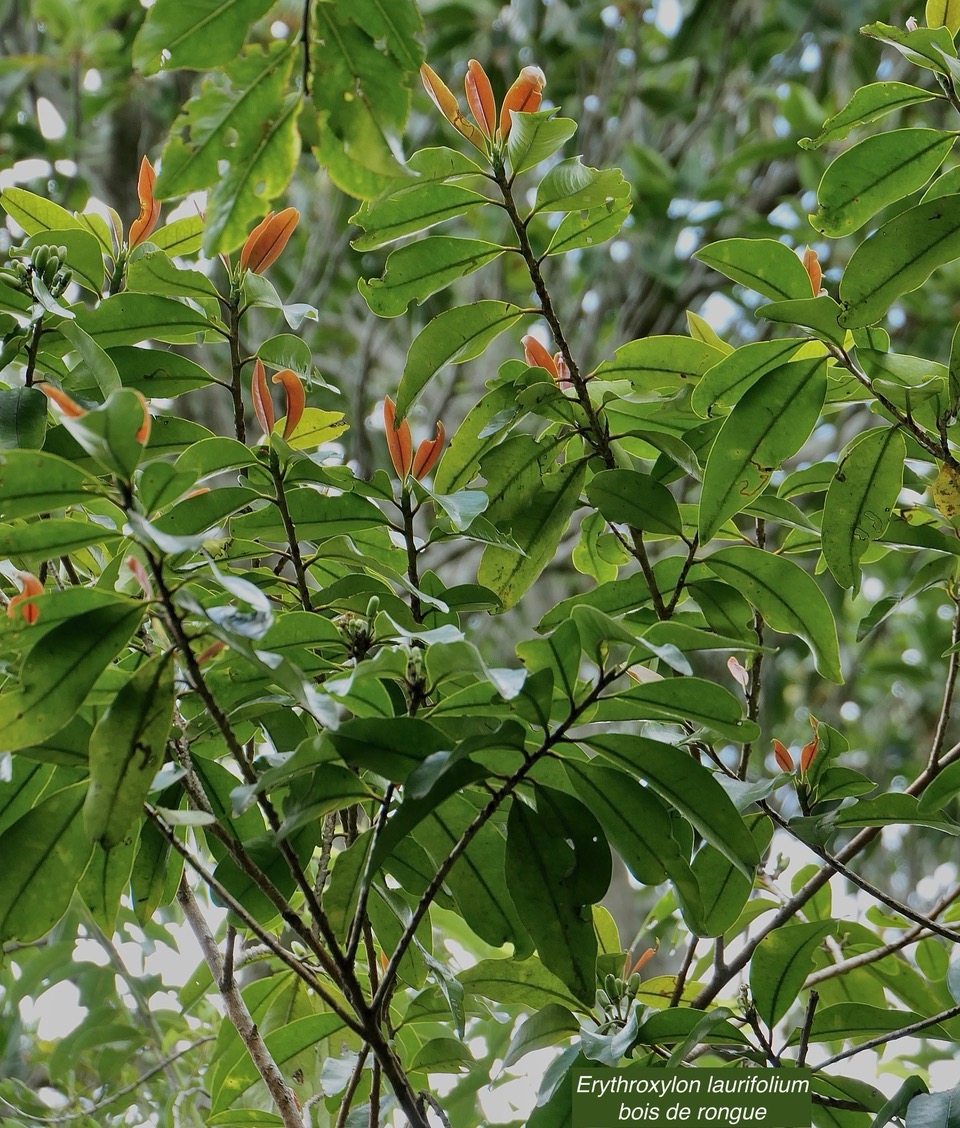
[465,60,497,140]
[802,247,823,296]
[420,62,486,150]
[7,571,43,625]
[522,334,559,380]
[240,208,300,275]
[129,157,161,249]
[500,66,546,137]
[134,391,151,445]
[384,396,413,479]
[772,739,795,774]
[38,384,86,418]
[251,359,275,437]
[272,368,306,440]
[412,421,446,480]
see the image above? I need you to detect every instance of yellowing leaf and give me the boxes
[278,407,348,450]
[927,0,960,34]
[933,461,960,521]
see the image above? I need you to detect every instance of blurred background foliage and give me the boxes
[1,0,959,1084]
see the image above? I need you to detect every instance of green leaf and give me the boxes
[458,956,583,1012]
[905,1084,960,1128]
[0,188,83,238]
[416,794,528,951]
[799,1004,949,1044]
[590,335,724,394]
[211,1011,345,1114]
[822,427,906,591]
[71,294,212,348]
[546,195,633,256]
[359,237,504,317]
[929,0,960,33]
[0,783,94,943]
[0,602,143,754]
[79,836,137,933]
[694,238,814,301]
[683,816,773,937]
[586,468,683,535]
[231,491,386,542]
[0,387,47,450]
[698,358,827,542]
[155,44,297,198]
[813,129,956,237]
[329,717,449,781]
[800,82,938,150]
[204,93,301,254]
[257,334,313,380]
[861,22,958,75]
[0,450,101,518]
[554,758,699,896]
[691,338,811,418]
[478,458,586,610]
[24,229,105,293]
[756,297,845,347]
[505,798,598,1005]
[107,346,215,398]
[350,151,485,250]
[502,1003,578,1068]
[705,546,843,683]
[591,672,762,744]
[126,252,220,301]
[58,388,151,480]
[58,321,121,396]
[535,157,630,214]
[150,216,205,256]
[397,301,526,419]
[829,793,960,833]
[839,195,960,328]
[0,517,120,562]
[310,6,413,199]
[750,921,838,1026]
[871,1079,930,1128]
[344,0,423,71]
[588,734,761,876]
[133,0,276,74]
[507,111,577,176]
[130,815,183,926]
[83,655,176,849]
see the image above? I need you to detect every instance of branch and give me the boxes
[817,1001,960,1069]
[371,664,624,1013]
[805,881,960,989]
[797,990,818,1067]
[929,594,960,770]
[270,454,313,610]
[693,734,960,1007]
[146,808,362,1035]
[0,1037,214,1124]
[177,880,306,1128]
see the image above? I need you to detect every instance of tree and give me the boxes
[3,1,960,1126]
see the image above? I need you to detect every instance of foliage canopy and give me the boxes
[4,2,960,1127]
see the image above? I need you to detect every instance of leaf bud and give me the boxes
[129,156,161,249]
[772,738,795,774]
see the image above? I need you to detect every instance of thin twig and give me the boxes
[797,990,818,1067]
[0,1037,214,1124]
[372,665,624,1013]
[818,1002,960,1069]
[669,936,699,1007]
[334,1046,370,1128]
[929,594,960,770]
